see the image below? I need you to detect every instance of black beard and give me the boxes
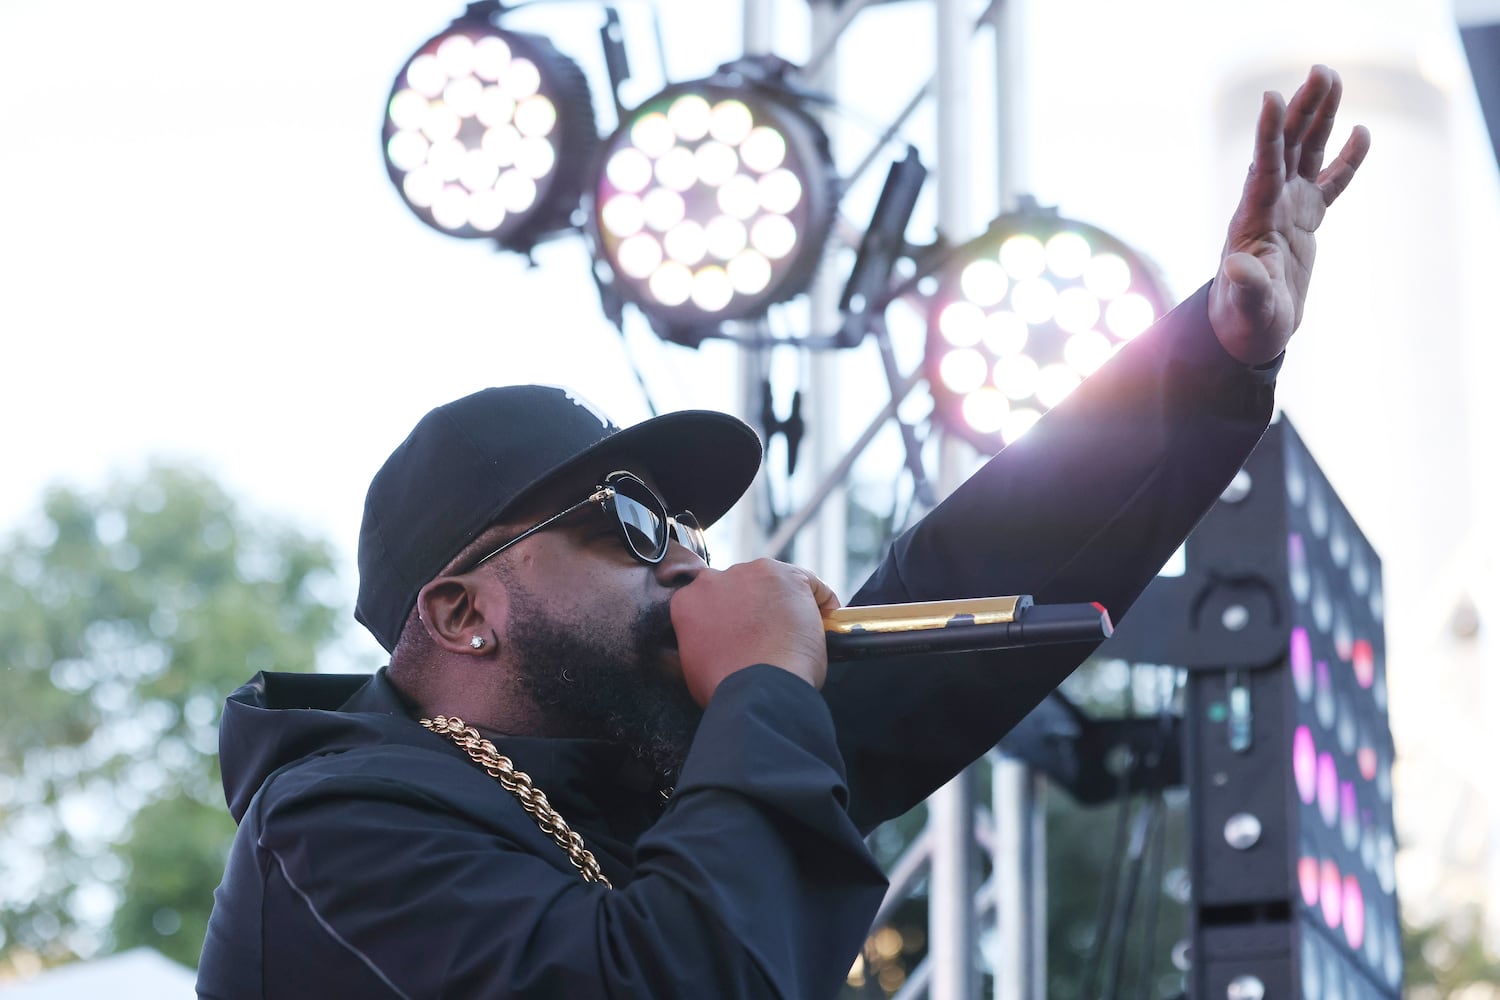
[506,586,702,781]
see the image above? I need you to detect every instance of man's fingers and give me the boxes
[1281,66,1331,178]
[1240,90,1287,209]
[801,569,842,615]
[1317,125,1372,206]
[1297,67,1343,179]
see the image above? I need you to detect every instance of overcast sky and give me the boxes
[3,0,1495,654]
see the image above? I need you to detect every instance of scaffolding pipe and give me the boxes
[929,0,978,993]
[734,0,776,562]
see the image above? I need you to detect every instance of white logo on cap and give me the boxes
[546,385,614,431]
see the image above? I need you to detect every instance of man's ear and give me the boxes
[416,574,506,656]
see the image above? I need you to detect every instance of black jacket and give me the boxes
[198,284,1276,998]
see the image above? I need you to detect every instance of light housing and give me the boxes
[589,56,839,346]
[924,198,1171,451]
[1105,420,1403,998]
[382,3,598,252]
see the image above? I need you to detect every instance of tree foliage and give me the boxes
[0,462,344,970]
[1403,908,1500,998]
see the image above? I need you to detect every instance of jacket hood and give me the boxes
[217,669,424,821]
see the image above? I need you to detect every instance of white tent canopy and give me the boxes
[0,949,195,999]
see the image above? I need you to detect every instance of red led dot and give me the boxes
[1353,639,1375,688]
[1299,855,1320,907]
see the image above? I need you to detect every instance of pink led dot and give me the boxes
[1291,627,1313,700]
[1343,875,1365,949]
[1358,745,1378,782]
[1320,859,1342,928]
[1293,726,1318,805]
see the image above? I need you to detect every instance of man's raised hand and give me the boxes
[1209,65,1372,367]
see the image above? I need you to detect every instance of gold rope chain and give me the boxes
[420,715,613,889]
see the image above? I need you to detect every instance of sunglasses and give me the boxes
[468,470,708,571]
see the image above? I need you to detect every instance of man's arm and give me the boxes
[826,284,1273,830]
[823,66,1369,832]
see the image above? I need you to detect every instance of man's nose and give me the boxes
[654,537,706,588]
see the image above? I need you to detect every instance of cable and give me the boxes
[1133,787,1170,1000]
[1079,719,1136,997]
[1134,669,1185,999]
[1101,797,1162,999]
[613,318,661,418]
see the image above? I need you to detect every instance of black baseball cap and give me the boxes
[356,385,762,652]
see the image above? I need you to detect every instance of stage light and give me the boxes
[383,3,598,252]
[924,198,1171,450]
[590,57,838,345]
[1104,420,1403,997]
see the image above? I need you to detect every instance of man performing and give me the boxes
[198,66,1369,998]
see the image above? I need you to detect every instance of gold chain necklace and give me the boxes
[420,715,613,889]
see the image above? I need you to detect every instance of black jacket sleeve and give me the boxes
[200,666,886,1000]
[822,283,1279,832]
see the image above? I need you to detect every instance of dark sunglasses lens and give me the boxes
[611,476,668,561]
[671,511,709,564]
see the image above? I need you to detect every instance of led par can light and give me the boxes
[383,4,598,252]
[924,200,1171,451]
[590,58,839,345]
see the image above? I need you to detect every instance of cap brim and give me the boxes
[492,409,763,532]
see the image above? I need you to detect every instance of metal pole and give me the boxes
[930,3,978,995]
[741,0,774,54]
[733,0,776,563]
[760,369,921,562]
[800,0,848,594]
[988,6,1043,997]
[992,757,1045,1000]
[929,455,978,1000]
[992,0,1030,210]
[800,0,882,84]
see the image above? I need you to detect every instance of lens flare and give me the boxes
[939,301,986,348]
[999,235,1046,279]
[962,387,1010,435]
[1045,231,1091,279]
[960,259,1009,307]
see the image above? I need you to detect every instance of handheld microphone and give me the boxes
[823,595,1113,661]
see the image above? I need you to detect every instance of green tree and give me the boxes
[0,462,346,971]
[1403,908,1500,998]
